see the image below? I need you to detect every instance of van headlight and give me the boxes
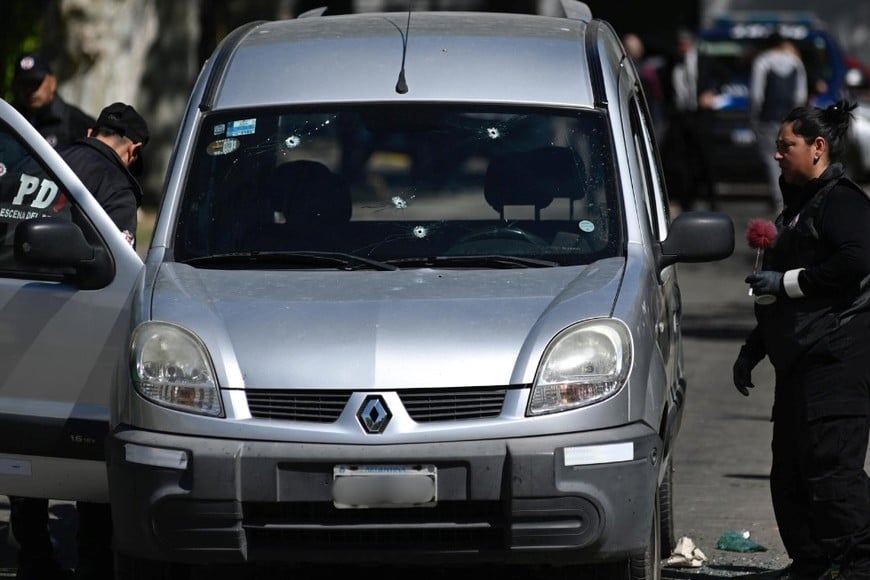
[528,319,632,415]
[131,322,223,417]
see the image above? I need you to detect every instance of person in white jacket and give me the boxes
[751,33,808,215]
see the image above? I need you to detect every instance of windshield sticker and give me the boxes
[206,138,241,156]
[578,220,596,233]
[227,118,257,137]
[213,123,226,136]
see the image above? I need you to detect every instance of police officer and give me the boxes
[734,100,870,580]
[60,102,147,244]
[66,103,148,580]
[11,53,95,149]
[8,54,98,580]
[10,103,149,580]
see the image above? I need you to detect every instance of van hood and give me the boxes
[150,259,624,389]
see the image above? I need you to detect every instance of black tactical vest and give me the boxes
[756,175,870,371]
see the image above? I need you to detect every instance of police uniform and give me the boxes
[60,136,142,245]
[12,53,95,150]
[10,103,148,580]
[9,53,98,580]
[738,163,870,579]
[16,95,95,150]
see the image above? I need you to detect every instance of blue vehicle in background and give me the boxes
[698,12,869,188]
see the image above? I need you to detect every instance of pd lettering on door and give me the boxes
[12,174,59,209]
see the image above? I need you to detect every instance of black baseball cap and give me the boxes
[13,53,52,86]
[95,102,150,175]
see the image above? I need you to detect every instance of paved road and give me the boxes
[0,195,866,578]
[665,196,788,579]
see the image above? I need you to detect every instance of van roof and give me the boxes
[204,11,599,111]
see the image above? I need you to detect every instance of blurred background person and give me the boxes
[750,33,808,215]
[11,52,95,149]
[623,32,666,138]
[661,28,720,213]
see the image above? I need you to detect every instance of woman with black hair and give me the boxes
[734,100,870,580]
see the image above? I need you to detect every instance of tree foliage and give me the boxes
[1,0,56,101]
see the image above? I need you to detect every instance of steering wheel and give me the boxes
[446,226,548,254]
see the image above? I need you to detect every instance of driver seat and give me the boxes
[484,146,584,220]
[246,160,352,250]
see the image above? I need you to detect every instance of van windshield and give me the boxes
[173,106,621,268]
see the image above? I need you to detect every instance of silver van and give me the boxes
[0,2,734,579]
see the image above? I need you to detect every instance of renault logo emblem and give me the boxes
[357,395,392,434]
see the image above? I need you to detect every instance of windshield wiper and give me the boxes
[385,255,560,269]
[181,251,399,271]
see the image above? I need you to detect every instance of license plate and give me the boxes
[332,464,437,509]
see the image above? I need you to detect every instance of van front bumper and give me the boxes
[107,422,661,566]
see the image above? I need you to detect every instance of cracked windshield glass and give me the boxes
[174,106,621,267]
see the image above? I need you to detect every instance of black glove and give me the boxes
[745,271,784,296]
[732,356,757,396]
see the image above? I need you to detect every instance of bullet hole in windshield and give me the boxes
[284,135,301,149]
[391,194,414,210]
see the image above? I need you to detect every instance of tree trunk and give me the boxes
[59,0,200,205]
[60,0,159,112]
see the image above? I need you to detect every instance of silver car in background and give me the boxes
[0,2,734,579]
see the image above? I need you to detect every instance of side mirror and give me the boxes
[14,217,114,290]
[658,211,734,269]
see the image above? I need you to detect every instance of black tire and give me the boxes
[591,488,662,580]
[659,458,676,556]
[630,492,662,580]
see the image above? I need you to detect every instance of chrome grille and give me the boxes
[245,387,507,423]
[400,387,506,422]
[246,389,351,422]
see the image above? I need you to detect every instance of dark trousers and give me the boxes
[10,496,113,575]
[771,322,870,577]
[661,110,716,210]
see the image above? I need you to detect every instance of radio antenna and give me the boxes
[395,1,412,94]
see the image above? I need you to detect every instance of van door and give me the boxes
[0,99,143,502]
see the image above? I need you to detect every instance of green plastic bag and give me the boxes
[716,530,767,553]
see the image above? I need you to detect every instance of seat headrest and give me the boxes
[267,160,351,226]
[484,146,585,214]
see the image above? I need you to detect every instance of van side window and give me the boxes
[628,96,669,242]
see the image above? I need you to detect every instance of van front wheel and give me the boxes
[591,488,662,580]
